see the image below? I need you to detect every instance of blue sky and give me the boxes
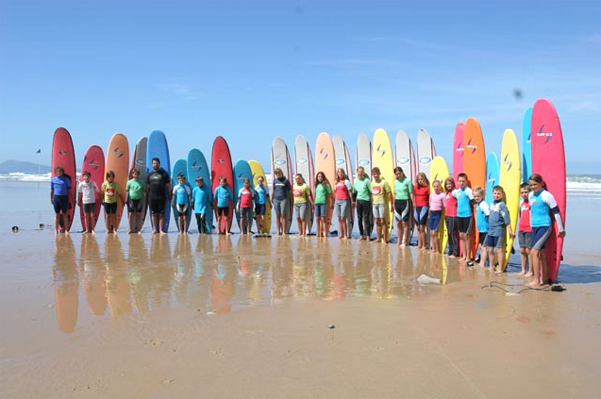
[1,0,600,174]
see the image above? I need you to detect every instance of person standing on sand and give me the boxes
[453,173,475,265]
[517,183,533,277]
[413,172,430,250]
[236,177,255,235]
[486,185,515,274]
[443,177,459,257]
[214,176,233,235]
[292,173,313,236]
[254,176,268,235]
[473,186,490,267]
[172,174,192,234]
[271,168,291,235]
[353,166,372,241]
[393,166,414,247]
[314,171,333,238]
[527,174,565,287]
[146,157,171,234]
[101,170,124,234]
[371,167,393,244]
[191,176,212,234]
[78,171,101,234]
[334,168,354,240]
[125,168,146,234]
[428,179,446,254]
[50,166,73,234]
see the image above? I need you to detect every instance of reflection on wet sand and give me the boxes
[52,234,471,332]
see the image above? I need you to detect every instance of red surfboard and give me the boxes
[211,136,234,233]
[531,98,566,283]
[105,133,129,230]
[52,127,77,232]
[79,145,105,231]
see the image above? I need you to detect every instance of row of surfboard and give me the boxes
[51,98,565,281]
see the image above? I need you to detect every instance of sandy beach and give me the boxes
[1,224,600,399]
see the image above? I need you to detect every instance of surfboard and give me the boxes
[356,133,374,235]
[146,130,171,233]
[105,133,129,231]
[233,159,254,233]
[130,137,148,231]
[211,136,234,234]
[314,132,336,233]
[51,127,77,232]
[499,129,521,271]
[430,156,450,253]
[372,128,394,240]
[80,145,104,231]
[294,135,315,234]
[332,135,354,237]
[171,158,193,232]
[395,130,417,242]
[522,107,533,183]
[531,99,566,283]
[486,152,500,204]
[249,159,272,234]
[463,117,486,258]
[453,122,465,180]
[417,129,435,180]
[271,137,294,234]
[187,148,213,233]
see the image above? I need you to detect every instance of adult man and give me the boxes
[146,157,171,234]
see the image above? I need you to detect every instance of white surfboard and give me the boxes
[294,135,315,234]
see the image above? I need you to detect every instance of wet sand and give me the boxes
[1,230,600,399]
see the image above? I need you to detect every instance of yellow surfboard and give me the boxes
[248,160,272,234]
[372,128,394,241]
[429,156,449,254]
[498,129,521,271]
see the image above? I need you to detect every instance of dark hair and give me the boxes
[492,185,505,195]
[528,174,547,189]
[394,166,404,175]
[83,171,91,178]
[372,167,381,174]
[520,182,529,190]
[152,157,160,163]
[444,177,456,192]
[457,172,467,180]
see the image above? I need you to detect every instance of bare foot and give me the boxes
[517,271,526,276]
[524,273,533,277]
[527,280,542,288]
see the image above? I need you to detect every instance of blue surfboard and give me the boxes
[486,152,500,203]
[233,159,254,233]
[187,148,213,234]
[172,158,193,232]
[146,130,171,233]
[522,107,532,183]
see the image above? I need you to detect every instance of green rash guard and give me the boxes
[314,182,332,204]
[353,177,372,201]
[394,177,413,200]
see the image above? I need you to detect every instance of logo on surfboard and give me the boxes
[396,156,409,165]
[419,156,432,165]
[335,158,345,166]
[318,148,329,160]
[466,139,478,154]
[358,158,371,167]
[376,145,386,157]
[503,154,513,171]
[297,158,308,165]
[536,124,553,144]
[274,159,286,166]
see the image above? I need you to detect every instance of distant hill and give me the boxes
[0,160,52,174]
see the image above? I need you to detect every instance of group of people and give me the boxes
[51,158,565,286]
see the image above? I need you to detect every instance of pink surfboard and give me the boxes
[51,127,77,232]
[531,99,566,283]
[452,122,465,180]
[211,136,234,234]
[79,145,105,231]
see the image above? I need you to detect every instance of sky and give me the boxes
[1,0,600,174]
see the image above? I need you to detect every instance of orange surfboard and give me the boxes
[462,117,486,258]
[314,132,336,232]
[105,133,129,230]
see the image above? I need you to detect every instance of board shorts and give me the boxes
[457,216,473,234]
[479,232,488,246]
[176,203,188,216]
[273,198,288,215]
[217,206,229,217]
[335,199,348,218]
[53,195,69,214]
[429,210,442,230]
[519,231,533,249]
[532,226,551,250]
[315,203,326,217]
[103,202,117,215]
[394,199,410,222]
[240,206,252,219]
[295,203,307,220]
[373,203,386,219]
[149,197,166,214]
[254,203,266,216]
[485,234,504,249]
[127,198,143,213]
[83,203,96,214]
[414,206,428,225]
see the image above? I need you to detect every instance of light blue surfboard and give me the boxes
[233,159,254,233]
[172,158,193,232]
[486,152,500,203]
[522,107,532,183]
[146,130,171,233]
[187,148,213,233]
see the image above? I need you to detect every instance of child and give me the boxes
[101,170,124,234]
[518,183,533,276]
[254,176,269,235]
[314,171,333,238]
[125,168,146,234]
[292,174,313,236]
[191,176,212,234]
[428,180,446,254]
[413,172,430,250]
[236,177,255,235]
[371,167,393,244]
[214,177,233,235]
[353,166,372,241]
[452,173,474,264]
[77,171,100,234]
[443,177,459,257]
[393,167,414,247]
[473,186,490,268]
[334,168,354,239]
[50,166,73,234]
[172,174,192,234]
[527,174,565,287]
[271,168,291,236]
[486,185,515,274]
